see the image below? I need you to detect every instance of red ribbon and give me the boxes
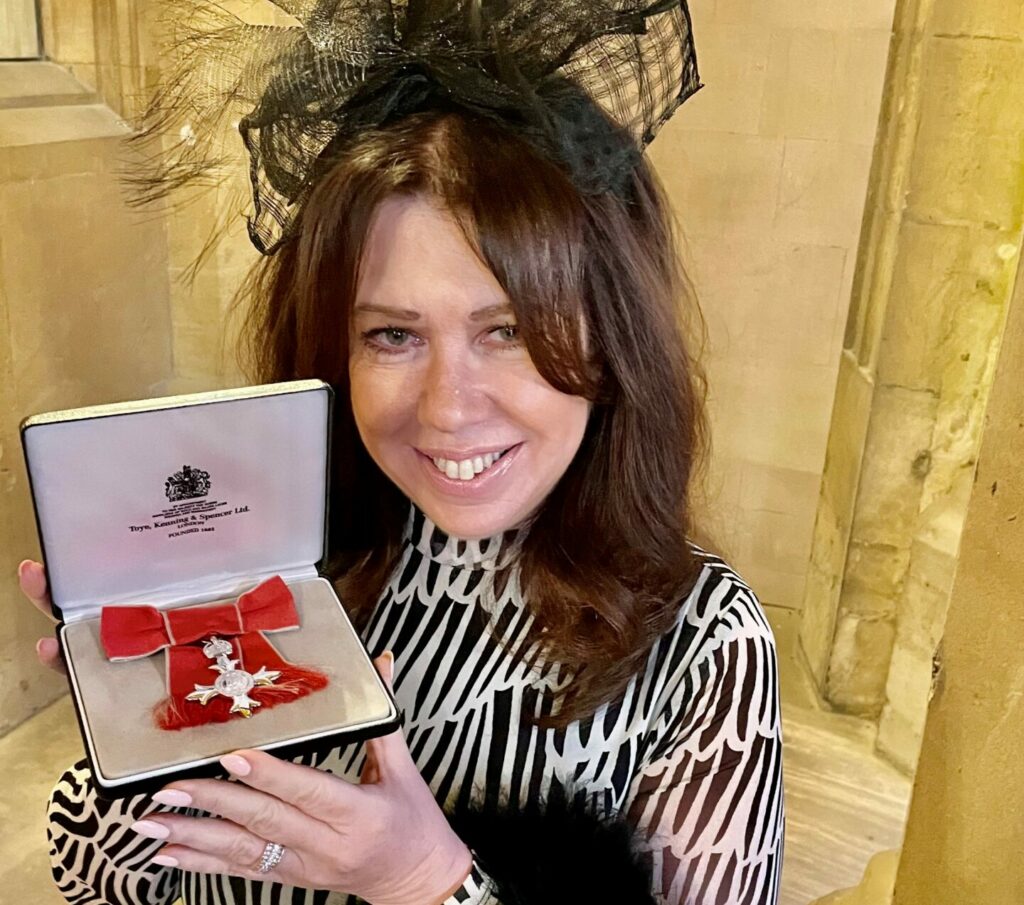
[100,576,328,730]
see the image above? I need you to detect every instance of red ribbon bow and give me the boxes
[100,576,328,730]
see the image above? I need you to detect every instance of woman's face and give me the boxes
[349,193,590,540]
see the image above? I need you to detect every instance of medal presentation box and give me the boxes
[20,379,400,799]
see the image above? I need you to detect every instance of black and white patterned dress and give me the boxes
[47,508,785,905]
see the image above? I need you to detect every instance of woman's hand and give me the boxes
[18,559,64,673]
[130,652,473,905]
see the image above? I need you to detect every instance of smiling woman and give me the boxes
[34,2,784,904]
[37,106,785,905]
[241,109,710,726]
[349,193,591,541]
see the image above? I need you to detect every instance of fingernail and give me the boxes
[220,754,251,776]
[131,820,169,839]
[152,855,179,867]
[152,789,192,807]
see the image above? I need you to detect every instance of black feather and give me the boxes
[447,789,658,904]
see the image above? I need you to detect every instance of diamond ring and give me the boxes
[255,841,286,874]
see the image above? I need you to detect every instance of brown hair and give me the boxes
[237,108,712,728]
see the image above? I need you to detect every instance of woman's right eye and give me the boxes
[361,327,418,354]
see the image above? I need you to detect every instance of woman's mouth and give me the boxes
[428,447,514,482]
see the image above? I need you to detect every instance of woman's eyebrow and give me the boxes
[353,302,513,321]
[353,303,420,320]
[468,303,514,321]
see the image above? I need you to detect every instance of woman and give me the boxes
[22,4,784,904]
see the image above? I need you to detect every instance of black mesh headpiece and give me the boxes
[129,0,702,255]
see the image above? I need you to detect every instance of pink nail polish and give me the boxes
[152,855,179,867]
[131,820,170,840]
[220,754,251,776]
[152,789,192,807]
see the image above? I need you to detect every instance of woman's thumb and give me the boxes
[365,650,414,777]
[374,650,395,688]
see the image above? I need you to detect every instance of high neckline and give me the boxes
[402,504,527,571]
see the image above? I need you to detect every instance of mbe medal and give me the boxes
[186,636,283,718]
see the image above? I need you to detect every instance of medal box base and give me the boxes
[59,576,400,800]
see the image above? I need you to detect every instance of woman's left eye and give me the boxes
[489,323,520,344]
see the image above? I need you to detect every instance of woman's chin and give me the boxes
[416,498,527,541]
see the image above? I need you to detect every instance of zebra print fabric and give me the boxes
[47,507,784,904]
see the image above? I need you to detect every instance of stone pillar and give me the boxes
[890,239,1024,903]
[811,169,1024,905]
[799,0,1024,772]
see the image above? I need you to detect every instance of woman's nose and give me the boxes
[417,346,489,433]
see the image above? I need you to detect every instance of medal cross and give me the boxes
[186,636,282,718]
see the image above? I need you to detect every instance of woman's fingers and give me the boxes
[35,637,66,674]
[364,651,415,778]
[154,773,334,848]
[216,750,361,822]
[149,841,304,885]
[19,560,65,673]
[359,746,380,785]
[149,844,301,882]
[132,815,269,872]
[19,560,55,621]
[375,651,394,689]
[357,654,395,785]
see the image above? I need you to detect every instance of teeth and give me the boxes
[431,448,509,481]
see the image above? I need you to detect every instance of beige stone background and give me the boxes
[0,0,38,58]
[2,0,1024,903]
[650,0,897,614]
[0,0,904,734]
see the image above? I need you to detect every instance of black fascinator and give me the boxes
[129,0,702,254]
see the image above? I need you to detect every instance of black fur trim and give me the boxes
[447,788,658,904]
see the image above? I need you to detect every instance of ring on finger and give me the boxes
[255,841,286,874]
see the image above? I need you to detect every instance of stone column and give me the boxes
[799,0,1024,773]
[811,168,1024,905]
[890,233,1024,903]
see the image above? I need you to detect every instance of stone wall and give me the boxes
[0,1,296,735]
[0,0,903,734]
[36,0,262,388]
[15,0,903,612]
[0,61,174,733]
[646,0,897,609]
[0,0,39,58]
[798,0,1024,772]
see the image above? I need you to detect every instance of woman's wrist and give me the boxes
[367,835,472,905]
[429,840,474,904]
